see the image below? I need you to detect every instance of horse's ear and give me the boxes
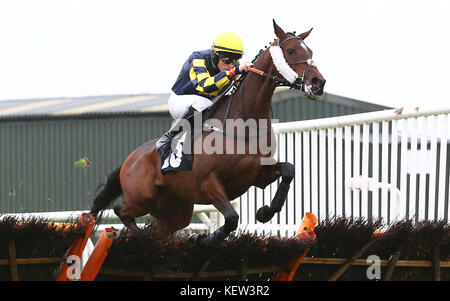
[298,28,313,40]
[273,19,286,39]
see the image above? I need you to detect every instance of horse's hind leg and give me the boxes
[114,204,140,233]
[254,162,295,223]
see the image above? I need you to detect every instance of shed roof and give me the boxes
[0,94,170,117]
[0,89,390,118]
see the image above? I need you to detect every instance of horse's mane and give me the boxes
[208,37,283,121]
[223,45,268,99]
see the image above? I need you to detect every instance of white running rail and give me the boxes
[237,106,450,237]
[0,203,239,233]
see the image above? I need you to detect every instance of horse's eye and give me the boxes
[287,48,294,55]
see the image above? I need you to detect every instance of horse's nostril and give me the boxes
[312,77,325,88]
[310,77,325,95]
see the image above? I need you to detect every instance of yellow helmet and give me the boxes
[212,32,244,58]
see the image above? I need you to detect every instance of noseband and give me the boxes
[249,35,317,93]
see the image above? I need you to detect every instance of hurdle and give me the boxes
[79,227,116,281]
[55,213,116,281]
[55,213,95,281]
[274,213,318,281]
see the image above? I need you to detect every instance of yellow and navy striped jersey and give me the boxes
[172,50,238,99]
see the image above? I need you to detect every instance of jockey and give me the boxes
[156,32,252,161]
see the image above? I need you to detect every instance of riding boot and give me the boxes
[156,105,197,162]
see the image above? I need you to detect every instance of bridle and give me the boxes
[248,34,317,93]
[210,33,318,135]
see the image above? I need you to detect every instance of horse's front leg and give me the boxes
[254,161,295,223]
[190,173,239,247]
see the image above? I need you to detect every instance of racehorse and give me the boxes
[89,20,326,246]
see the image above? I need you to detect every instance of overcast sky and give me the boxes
[1,0,449,108]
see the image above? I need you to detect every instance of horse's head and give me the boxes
[270,20,326,99]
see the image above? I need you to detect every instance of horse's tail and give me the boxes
[89,165,123,222]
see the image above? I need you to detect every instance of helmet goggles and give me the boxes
[214,50,240,64]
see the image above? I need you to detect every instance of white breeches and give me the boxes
[167,92,213,119]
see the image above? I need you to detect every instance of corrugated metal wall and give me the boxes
[0,113,172,213]
[0,91,389,213]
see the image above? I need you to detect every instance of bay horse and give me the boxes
[90,20,326,246]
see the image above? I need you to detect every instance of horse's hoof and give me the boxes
[188,233,198,243]
[188,233,207,245]
[256,205,275,223]
[188,233,220,247]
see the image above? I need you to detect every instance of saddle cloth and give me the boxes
[160,131,194,174]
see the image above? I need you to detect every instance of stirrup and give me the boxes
[156,130,178,161]
[156,106,197,160]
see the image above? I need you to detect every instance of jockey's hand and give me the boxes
[237,61,253,73]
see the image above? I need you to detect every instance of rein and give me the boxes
[248,66,292,86]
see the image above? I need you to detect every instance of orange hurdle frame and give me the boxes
[79,227,115,281]
[275,212,318,281]
[56,213,95,281]
[56,212,116,281]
